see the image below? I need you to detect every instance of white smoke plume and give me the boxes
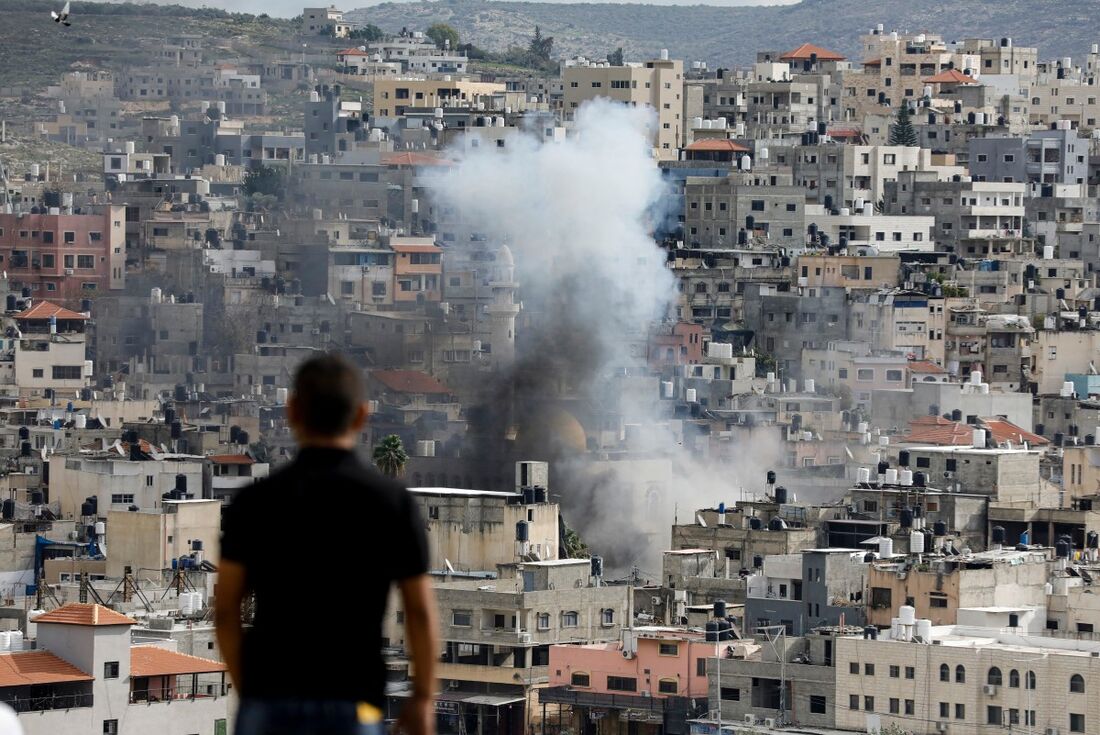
[429,100,783,576]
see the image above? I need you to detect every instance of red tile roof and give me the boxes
[207,454,254,465]
[923,69,978,85]
[780,43,846,62]
[371,370,450,395]
[337,48,369,56]
[982,418,1049,446]
[131,646,227,677]
[908,360,948,374]
[14,301,87,321]
[827,128,863,139]
[381,152,452,168]
[0,651,92,687]
[863,58,882,66]
[685,139,750,153]
[34,603,136,627]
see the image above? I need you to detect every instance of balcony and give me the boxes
[6,691,92,712]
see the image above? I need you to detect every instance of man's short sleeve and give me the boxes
[391,487,430,581]
[219,490,253,565]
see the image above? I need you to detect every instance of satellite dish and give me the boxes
[696,514,708,527]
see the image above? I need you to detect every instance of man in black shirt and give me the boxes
[216,354,437,735]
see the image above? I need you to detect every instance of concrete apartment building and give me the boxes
[970,126,1088,185]
[0,209,125,305]
[48,454,205,518]
[835,618,1100,735]
[302,5,349,36]
[847,289,946,363]
[743,549,868,635]
[8,603,227,735]
[886,445,1047,503]
[865,548,1053,627]
[1,302,92,399]
[683,169,805,249]
[105,499,220,581]
[372,78,507,119]
[562,55,684,158]
[742,284,850,379]
[796,254,901,290]
[804,205,935,252]
[801,341,910,410]
[786,143,932,209]
[541,627,713,733]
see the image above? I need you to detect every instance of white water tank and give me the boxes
[124,141,135,154]
[885,468,898,484]
[1044,245,1055,260]
[74,414,87,429]
[857,421,869,433]
[661,381,674,399]
[910,530,925,553]
[879,537,894,558]
[970,370,982,385]
[94,521,105,536]
[879,435,890,446]
[0,632,11,653]
[899,469,913,486]
[766,372,776,383]
[692,116,703,129]
[858,467,871,483]
[804,379,815,393]
[890,617,900,639]
[660,48,669,61]
[899,605,916,626]
[151,287,162,304]
[83,360,94,378]
[972,429,986,448]
[915,619,932,642]
[276,387,289,404]
[686,388,697,403]
[1062,381,1076,398]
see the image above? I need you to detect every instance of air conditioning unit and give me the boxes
[763,718,776,728]
[937,723,949,733]
[519,632,532,644]
[744,714,756,725]
[943,471,954,479]
[983,684,997,695]
[65,269,74,275]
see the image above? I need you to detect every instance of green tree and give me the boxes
[348,24,385,42]
[528,25,554,61]
[607,47,624,66]
[373,434,409,478]
[889,104,918,146]
[426,23,459,51]
[242,165,285,198]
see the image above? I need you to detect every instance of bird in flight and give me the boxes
[51,1,71,26]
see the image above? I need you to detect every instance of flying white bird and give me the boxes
[51,1,71,26]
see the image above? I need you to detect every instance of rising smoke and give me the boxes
[430,100,782,576]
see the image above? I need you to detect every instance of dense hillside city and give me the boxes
[3,2,1100,735]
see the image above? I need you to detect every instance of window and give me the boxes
[849,695,859,710]
[571,672,590,687]
[889,665,899,678]
[889,698,899,714]
[751,200,765,211]
[940,663,950,682]
[988,706,1002,725]
[1009,669,1019,688]
[52,366,83,380]
[886,369,903,382]
[1026,671,1036,690]
[955,703,965,720]
[864,696,874,711]
[856,368,874,381]
[658,679,678,694]
[110,494,134,505]
[697,658,706,676]
[32,369,42,379]
[606,676,636,692]
[810,695,826,714]
[956,665,966,683]
[720,687,740,701]
[104,722,118,735]
[988,667,1002,686]
[849,661,859,674]
[905,666,915,679]
[905,699,915,715]
[562,611,579,628]
[537,613,550,630]
[452,610,472,627]
[659,642,679,656]
[865,663,875,676]
[104,661,120,678]
[939,702,949,718]
[77,255,94,269]
[1071,713,1085,732]
[930,594,948,608]
[64,231,76,244]
[1071,674,1085,693]
[601,609,614,626]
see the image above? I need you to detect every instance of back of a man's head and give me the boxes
[291,354,364,437]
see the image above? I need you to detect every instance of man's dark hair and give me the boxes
[291,354,364,436]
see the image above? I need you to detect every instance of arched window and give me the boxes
[1026,671,1036,690]
[987,667,1002,686]
[1009,669,1020,688]
[939,663,950,682]
[1070,674,1085,693]
[955,665,966,684]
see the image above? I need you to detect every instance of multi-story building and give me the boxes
[302,5,349,36]
[562,55,684,158]
[683,169,804,249]
[744,548,868,635]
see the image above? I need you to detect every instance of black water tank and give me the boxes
[17,426,28,441]
[877,461,889,476]
[80,501,94,517]
[1088,531,1099,549]
[4,295,14,312]
[170,421,181,439]
[1057,288,1066,300]
[992,525,1006,545]
[914,472,926,487]
[714,599,727,619]
[192,539,204,551]
[590,556,603,577]
[238,431,249,445]
[774,486,788,504]
[534,487,547,503]
[87,496,97,513]
[705,621,719,642]
[174,385,187,402]
[1056,539,1070,558]
[1088,435,1096,446]
[80,388,92,401]
[900,508,913,528]
[951,409,962,421]
[20,442,30,457]
[746,215,755,230]
[164,407,176,425]
[1,500,12,520]
[515,521,529,542]
[791,414,802,431]
[175,474,187,495]
[749,517,762,530]
[1055,432,1065,446]
[20,287,30,298]
[933,520,947,536]
[30,491,43,505]
[1035,423,1045,436]
[768,517,785,531]
[766,470,776,485]
[753,554,763,568]
[129,442,142,461]
[898,450,910,467]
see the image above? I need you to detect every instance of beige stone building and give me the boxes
[562,55,684,158]
[372,78,508,118]
[105,499,221,581]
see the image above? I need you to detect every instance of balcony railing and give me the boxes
[130,685,226,704]
[6,692,93,712]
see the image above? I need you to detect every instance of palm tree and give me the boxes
[373,434,408,479]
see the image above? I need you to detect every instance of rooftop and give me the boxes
[371,369,451,395]
[779,43,846,62]
[14,301,88,321]
[923,69,979,84]
[685,139,750,153]
[0,651,93,688]
[207,453,255,465]
[130,646,227,677]
[34,603,136,627]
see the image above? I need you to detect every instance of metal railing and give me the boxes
[6,692,93,712]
